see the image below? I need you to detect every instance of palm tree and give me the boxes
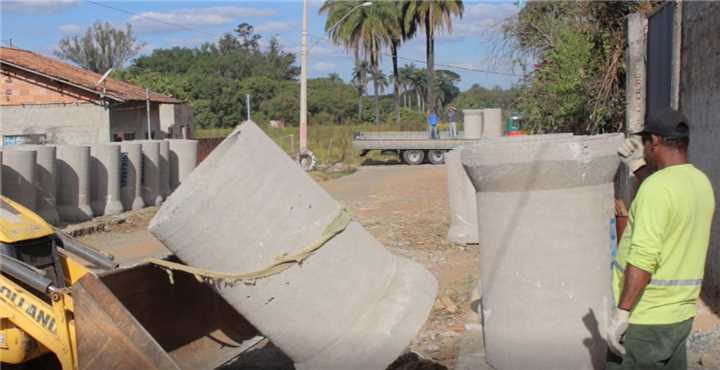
[402,0,464,113]
[320,1,400,122]
[370,67,388,124]
[351,60,371,120]
[433,69,461,109]
[399,63,418,108]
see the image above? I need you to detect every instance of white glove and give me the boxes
[607,309,630,356]
[618,137,646,173]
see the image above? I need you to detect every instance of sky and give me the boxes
[1,0,524,91]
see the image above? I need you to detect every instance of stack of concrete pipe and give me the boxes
[461,133,623,370]
[56,145,93,223]
[167,139,198,191]
[158,140,171,199]
[10,145,60,224]
[1,148,37,212]
[149,121,437,370]
[90,144,123,217]
[120,142,145,211]
[447,134,574,245]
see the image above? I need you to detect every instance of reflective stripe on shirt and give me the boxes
[612,260,703,287]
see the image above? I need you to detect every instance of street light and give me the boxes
[298,0,372,169]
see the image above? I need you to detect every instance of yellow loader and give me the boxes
[0,196,260,370]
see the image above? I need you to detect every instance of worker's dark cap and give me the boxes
[636,109,689,138]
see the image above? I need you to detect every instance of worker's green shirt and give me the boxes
[613,164,715,325]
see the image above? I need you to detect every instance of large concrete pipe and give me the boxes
[1,149,37,211]
[463,109,484,139]
[149,121,437,370]
[139,140,163,207]
[56,145,93,223]
[167,139,198,191]
[461,134,623,370]
[10,145,59,224]
[447,134,574,245]
[481,108,503,138]
[119,142,144,211]
[446,147,478,245]
[90,144,123,216]
[159,140,171,198]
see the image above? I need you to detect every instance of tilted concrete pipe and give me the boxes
[119,142,145,211]
[167,139,198,191]
[1,149,37,211]
[158,140,171,198]
[463,109,484,139]
[461,133,623,370]
[56,145,93,223]
[139,140,163,207]
[10,145,59,224]
[90,144,123,216]
[447,134,574,245]
[149,121,438,370]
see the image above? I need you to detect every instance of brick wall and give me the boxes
[1,65,100,106]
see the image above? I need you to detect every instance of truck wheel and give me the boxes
[428,150,445,165]
[402,150,425,165]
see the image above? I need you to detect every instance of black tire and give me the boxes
[427,150,445,165]
[401,150,425,165]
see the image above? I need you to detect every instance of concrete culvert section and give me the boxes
[119,142,145,211]
[167,139,197,192]
[138,140,163,207]
[158,140,171,199]
[1,148,37,211]
[149,121,438,370]
[461,133,623,370]
[90,144,123,216]
[6,145,59,224]
[56,145,93,223]
[447,134,574,245]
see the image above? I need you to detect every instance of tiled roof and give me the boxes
[0,47,179,104]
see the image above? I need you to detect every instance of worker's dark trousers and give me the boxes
[607,318,693,370]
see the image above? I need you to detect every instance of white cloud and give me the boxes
[57,24,82,36]
[1,0,78,14]
[437,3,519,41]
[128,6,277,34]
[313,62,336,72]
[255,20,298,34]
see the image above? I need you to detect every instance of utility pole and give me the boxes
[145,87,152,139]
[299,0,309,151]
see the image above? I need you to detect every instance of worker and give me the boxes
[428,110,439,139]
[448,105,458,138]
[609,109,715,370]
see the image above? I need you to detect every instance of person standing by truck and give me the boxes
[428,110,439,139]
[448,105,458,138]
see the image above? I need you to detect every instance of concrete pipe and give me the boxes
[1,149,37,212]
[481,108,503,138]
[463,109,484,139]
[159,140,171,198]
[119,142,145,211]
[447,134,574,245]
[90,144,124,216]
[56,145,93,223]
[446,147,478,245]
[167,139,198,191]
[461,133,623,370]
[149,121,438,370]
[139,140,163,207]
[9,145,59,225]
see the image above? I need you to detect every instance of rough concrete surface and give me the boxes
[167,139,197,191]
[139,140,163,207]
[119,142,145,211]
[1,148,37,211]
[462,134,624,370]
[149,121,438,370]
[446,148,478,245]
[22,145,59,224]
[90,144,123,217]
[462,110,483,139]
[681,0,720,313]
[56,145,93,223]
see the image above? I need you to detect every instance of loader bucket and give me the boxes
[72,262,261,370]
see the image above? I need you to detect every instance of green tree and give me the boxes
[55,21,144,73]
[351,60,371,120]
[370,67,388,124]
[402,0,464,113]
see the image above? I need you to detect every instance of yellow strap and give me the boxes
[145,208,352,287]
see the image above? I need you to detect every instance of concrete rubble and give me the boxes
[150,121,438,370]
[461,133,623,370]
